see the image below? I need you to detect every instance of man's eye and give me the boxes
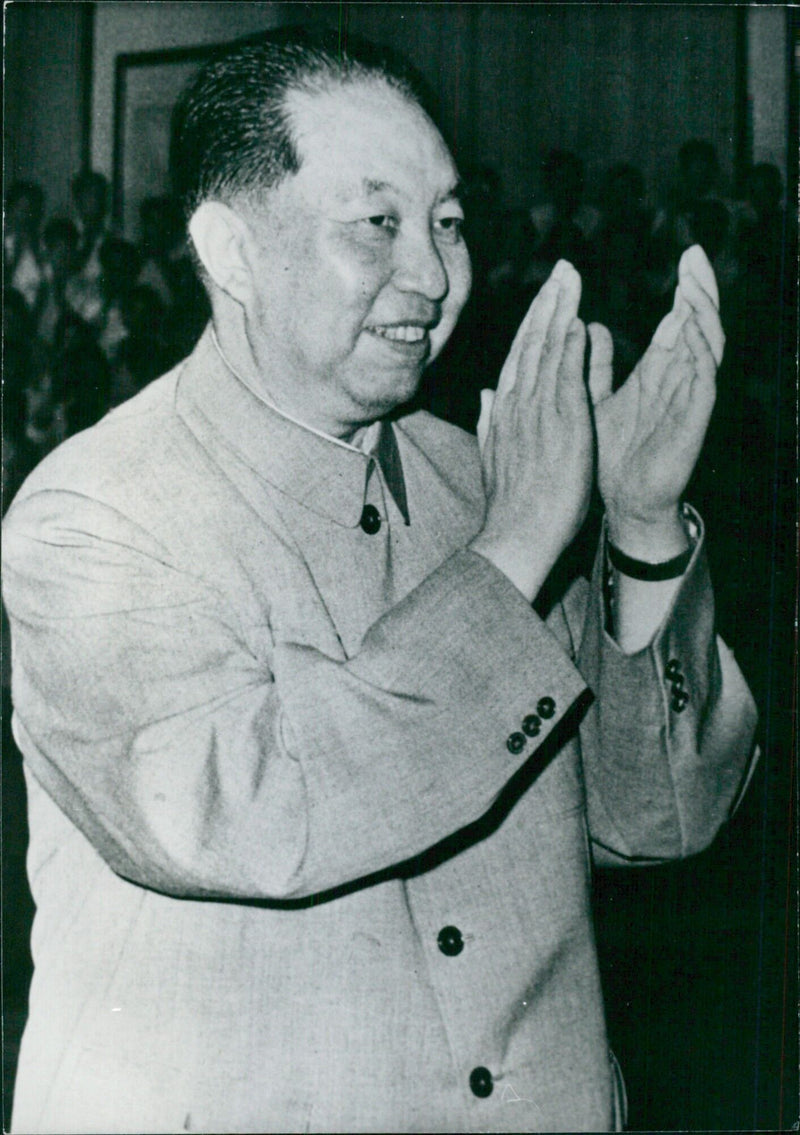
[365,215,398,231]
[435,216,464,241]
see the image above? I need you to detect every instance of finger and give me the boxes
[477,388,495,454]
[640,337,693,426]
[679,244,719,311]
[495,275,560,398]
[555,317,588,414]
[587,322,614,404]
[651,289,692,352]
[678,268,725,366]
[684,314,718,391]
[551,258,582,308]
[536,262,582,397]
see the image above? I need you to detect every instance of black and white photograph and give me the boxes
[3,3,797,1132]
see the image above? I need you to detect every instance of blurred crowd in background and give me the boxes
[4,141,793,497]
[2,140,795,661]
[3,170,209,509]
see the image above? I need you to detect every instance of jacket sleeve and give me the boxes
[2,488,588,901]
[562,507,758,867]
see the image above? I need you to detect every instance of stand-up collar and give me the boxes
[174,325,409,528]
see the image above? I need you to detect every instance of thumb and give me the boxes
[587,322,614,404]
[477,388,495,454]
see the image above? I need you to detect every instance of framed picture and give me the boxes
[113,43,219,239]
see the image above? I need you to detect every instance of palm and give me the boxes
[595,336,715,519]
[589,245,723,524]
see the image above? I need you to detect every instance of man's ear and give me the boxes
[188,201,254,306]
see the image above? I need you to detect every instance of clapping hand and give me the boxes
[587,245,723,556]
[472,260,594,602]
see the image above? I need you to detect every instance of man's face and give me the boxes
[75,185,106,231]
[239,80,472,432]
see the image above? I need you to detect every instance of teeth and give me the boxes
[370,325,426,343]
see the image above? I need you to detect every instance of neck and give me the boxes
[212,316,372,445]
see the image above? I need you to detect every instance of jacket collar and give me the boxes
[174,325,409,528]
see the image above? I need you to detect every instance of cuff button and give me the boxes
[522,714,541,737]
[537,696,556,719]
[506,731,526,754]
[671,689,689,712]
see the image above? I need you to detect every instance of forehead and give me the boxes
[284,80,459,204]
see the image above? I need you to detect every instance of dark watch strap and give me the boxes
[607,540,692,581]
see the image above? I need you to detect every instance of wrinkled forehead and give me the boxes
[284,79,459,201]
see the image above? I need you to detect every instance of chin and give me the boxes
[354,371,423,420]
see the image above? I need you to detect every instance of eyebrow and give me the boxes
[341,178,464,204]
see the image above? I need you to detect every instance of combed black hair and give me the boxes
[170,25,435,222]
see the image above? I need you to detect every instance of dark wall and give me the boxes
[301,3,741,208]
[6,3,743,218]
[4,2,91,215]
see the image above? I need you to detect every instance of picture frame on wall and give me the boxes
[112,43,218,239]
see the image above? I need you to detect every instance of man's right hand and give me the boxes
[470,260,593,603]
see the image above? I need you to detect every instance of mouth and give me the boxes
[365,322,432,356]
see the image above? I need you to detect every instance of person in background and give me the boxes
[737,162,787,299]
[92,236,142,362]
[65,170,112,326]
[2,291,41,509]
[137,194,211,359]
[524,149,598,288]
[645,140,732,307]
[4,182,45,311]
[36,218,81,346]
[137,194,186,307]
[111,283,175,405]
[583,163,653,383]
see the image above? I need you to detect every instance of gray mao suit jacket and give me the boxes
[2,327,757,1133]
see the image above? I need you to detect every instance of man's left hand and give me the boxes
[587,245,723,557]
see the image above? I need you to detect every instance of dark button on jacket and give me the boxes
[506,731,526,755]
[359,504,382,534]
[537,695,556,719]
[437,925,464,956]
[522,714,541,737]
[665,658,689,711]
[671,688,690,712]
[469,1066,494,1098]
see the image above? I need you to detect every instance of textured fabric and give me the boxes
[2,326,757,1133]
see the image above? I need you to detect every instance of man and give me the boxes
[2,31,757,1134]
[3,181,45,311]
[64,170,113,328]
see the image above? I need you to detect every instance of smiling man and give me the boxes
[2,29,757,1134]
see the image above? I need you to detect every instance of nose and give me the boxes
[392,225,449,302]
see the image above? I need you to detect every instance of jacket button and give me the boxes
[359,504,381,534]
[358,503,381,533]
[506,731,526,754]
[665,658,681,680]
[469,1066,494,1098]
[522,714,541,737]
[671,688,689,712]
[437,925,464,956]
[537,696,556,719]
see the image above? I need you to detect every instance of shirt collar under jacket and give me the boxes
[174,324,410,528]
